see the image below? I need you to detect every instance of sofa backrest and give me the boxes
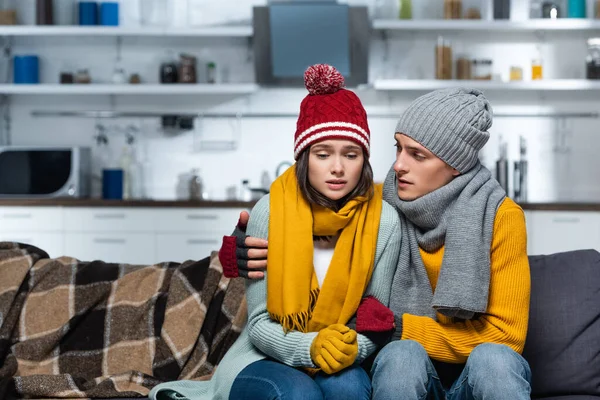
[523,249,600,398]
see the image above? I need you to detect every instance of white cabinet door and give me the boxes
[63,208,154,232]
[0,232,64,258]
[155,233,220,263]
[64,233,156,265]
[528,211,600,255]
[153,208,245,234]
[0,207,63,232]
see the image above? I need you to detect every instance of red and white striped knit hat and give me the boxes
[294,64,370,160]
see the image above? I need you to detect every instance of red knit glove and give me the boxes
[218,218,249,278]
[356,296,395,333]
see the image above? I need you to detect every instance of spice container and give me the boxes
[510,66,523,81]
[74,69,91,84]
[472,59,492,80]
[464,7,481,19]
[444,0,462,19]
[586,38,600,79]
[179,54,197,83]
[456,56,472,80]
[435,37,453,80]
[206,62,216,84]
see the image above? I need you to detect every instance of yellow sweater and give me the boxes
[401,198,531,364]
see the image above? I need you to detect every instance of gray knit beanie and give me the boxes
[395,87,493,173]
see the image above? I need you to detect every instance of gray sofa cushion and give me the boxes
[523,250,600,398]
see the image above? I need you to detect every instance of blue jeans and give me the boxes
[229,359,371,400]
[371,340,531,400]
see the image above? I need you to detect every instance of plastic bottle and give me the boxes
[189,169,204,201]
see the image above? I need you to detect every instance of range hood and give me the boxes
[253,1,370,87]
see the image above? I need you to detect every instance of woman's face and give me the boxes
[308,139,364,201]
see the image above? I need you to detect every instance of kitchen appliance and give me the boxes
[0,147,91,198]
[253,3,369,87]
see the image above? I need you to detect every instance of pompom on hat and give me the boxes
[293,64,370,160]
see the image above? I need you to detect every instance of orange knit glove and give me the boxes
[310,324,358,375]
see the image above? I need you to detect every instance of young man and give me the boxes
[220,87,532,399]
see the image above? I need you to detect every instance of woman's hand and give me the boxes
[219,211,268,279]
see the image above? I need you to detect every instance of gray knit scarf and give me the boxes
[383,162,506,320]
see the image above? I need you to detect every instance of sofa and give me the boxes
[1,243,598,399]
[523,249,600,399]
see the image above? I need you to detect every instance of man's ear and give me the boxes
[452,168,460,177]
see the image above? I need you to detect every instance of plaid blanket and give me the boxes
[0,241,246,399]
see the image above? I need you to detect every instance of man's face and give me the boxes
[393,133,459,201]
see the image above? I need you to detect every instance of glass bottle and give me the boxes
[435,36,452,80]
[160,51,179,84]
[531,58,543,80]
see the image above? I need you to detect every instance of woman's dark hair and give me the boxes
[295,145,374,212]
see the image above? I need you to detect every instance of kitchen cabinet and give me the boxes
[527,211,600,255]
[0,206,246,264]
[0,206,63,231]
[155,233,220,263]
[0,232,64,258]
[64,232,156,265]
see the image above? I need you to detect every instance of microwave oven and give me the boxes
[0,147,91,198]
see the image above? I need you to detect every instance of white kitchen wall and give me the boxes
[5,0,600,201]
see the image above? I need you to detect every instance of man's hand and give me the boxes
[219,211,268,279]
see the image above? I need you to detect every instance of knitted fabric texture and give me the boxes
[395,87,493,173]
[294,64,370,159]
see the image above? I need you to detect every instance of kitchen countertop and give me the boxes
[0,199,600,211]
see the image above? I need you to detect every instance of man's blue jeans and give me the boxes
[230,359,371,399]
[371,340,531,400]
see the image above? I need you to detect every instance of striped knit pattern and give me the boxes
[294,88,370,159]
[401,198,531,364]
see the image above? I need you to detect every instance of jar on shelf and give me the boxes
[435,37,453,80]
[456,56,472,80]
[586,38,600,79]
[510,66,523,81]
[74,69,91,84]
[531,58,543,80]
[179,53,197,84]
[472,59,492,80]
[444,0,462,19]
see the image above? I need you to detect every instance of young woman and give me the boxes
[149,64,401,400]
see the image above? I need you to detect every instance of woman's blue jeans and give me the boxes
[371,340,531,400]
[229,359,371,400]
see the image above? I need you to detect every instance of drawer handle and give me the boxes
[93,238,127,244]
[3,213,32,219]
[552,218,581,223]
[186,215,218,220]
[93,214,126,220]
[187,239,219,245]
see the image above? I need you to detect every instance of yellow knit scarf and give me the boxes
[267,165,383,333]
